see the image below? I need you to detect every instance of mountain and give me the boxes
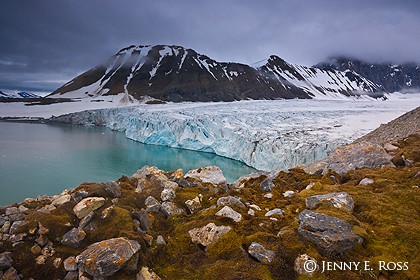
[316,57,420,93]
[0,90,40,98]
[48,45,383,102]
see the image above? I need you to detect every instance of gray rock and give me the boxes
[283,190,295,197]
[156,235,166,245]
[35,234,48,247]
[188,223,231,247]
[1,221,11,233]
[0,251,13,269]
[73,197,105,219]
[144,196,161,212]
[136,266,161,280]
[215,206,242,222]
[79,212,95,229]
[359,178,375,186]
[248,242,275,264]
[63,256,77,271]
[63,271,78,280]
[61,228,86,248]
[160,188,176,202]
[18,205,28,212]
[72,190,88,203]
[216,196,246,209]
[2,266,20,280]
[265,208,284,217]
[132,210,154,231]
[76,237,141,277]
[0,216,5,227]
[161,180,178,190]
[297,210,363,256]
[104,180,122,198]
[51,194,72,206]
[185,166,227,185]
[260,178,274,192]
[9,233,26,242]
[160,202,185,217]
[294,254,318,276]
[232,172,267,188]
[9,221,26,234]
[7,213,25,222]
[306,192,354,212]
[5,207,19,216]
[185,196,201,214]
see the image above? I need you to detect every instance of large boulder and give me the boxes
[305,192,354,212]
[76,237,141,277]
[297,210,362,256]
[185,166,227,185]
[188,223,231,247]
[73,197,106,219]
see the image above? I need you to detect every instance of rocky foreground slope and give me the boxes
[1,115,419,279]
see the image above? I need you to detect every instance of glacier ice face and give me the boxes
[51,98,420,171]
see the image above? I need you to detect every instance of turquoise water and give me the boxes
[0,122,255,205]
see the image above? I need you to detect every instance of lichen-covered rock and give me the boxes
[265,208,284,217]
[131,165,166,180]
[160,202,185,217]
[306,192,354,212]
[51,194,71,206]
[76,237,141,277]
[160,188,176,202]
[185,196,201,213]
[215,206,242,222]
[63,256,77,271]
[144,196,161,212]
[61,228,86,248]
[216,196,246,209]
[78,212,95,229]
[63,271,78,280]
[248,242,275,264]
[260,178,274,192]
[359,178,375,186]
[0,251,13,269]
[185,166,227,185]
[2,266,20,280]
[188,223,231,247]
[294,254,318,276]
[73,197,105,219]
[5,207,19,216]
[297,210,363,256]
[104,180,122,198]
[9,221,27,234]
[136,266,161,280]
[132,210,155,231]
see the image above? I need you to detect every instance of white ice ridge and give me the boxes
[52,96,420,171]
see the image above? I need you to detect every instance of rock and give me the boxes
[36,255,47,265]
[232,172,267,188]
[216,206,242,222]
[53,257,62,268]
[359,178,375,186]
[248,242,275,264]
[144,196,161,212]
[5,207,19,216]
[132,165,166,180]
[61,228,86,248]
[72,190,89,202]
[35,234,48,247]
[248,209,255,216]
[63,271,78,280]
[0,216,5,227]
[156,235,166,245]
[171,169,184,179]
[136,266,161,280]
[305,182,315,190]
[9,233,26,242]
[38,223,49,235]
[161,188,176,202]
[260,178,274,192]
[188,223,231,247]
[249,204,261,211]
[174,178,193,188]
[63,256,77,271]
[264,193,273,199]
[216,196,246,209]
[132,210,155,231]
[384,142,398,151]
[0,251,13,269]
[78,212,95,229]
[9,221,26,234]
[306,192,354,212]
[73,197,105,219]
[185,166,227,185]
[142,233,153,247]
[2,266,19,280]
[265,208,284,217]
[297,210,363,256]
[104,180,122,198]
[160,202,185,217]
[185,196,201,214]
[76,237,141,277]
[101,206,114,219]
[51,194,72,206]
[136,177,152,194]
[30,244,42,255]
[294,254,318,276]
[41,242,55,256]
[161,180,178,190]
[1,221,11,233]
[18,205,28,212]
[283,190,295,197]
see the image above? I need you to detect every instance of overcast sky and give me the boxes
[1,0,419,94]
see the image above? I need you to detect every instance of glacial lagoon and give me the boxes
[0,122,256,205]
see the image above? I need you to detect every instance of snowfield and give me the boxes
[35,93,420,171]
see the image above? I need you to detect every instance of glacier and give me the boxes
[50,95,420,171]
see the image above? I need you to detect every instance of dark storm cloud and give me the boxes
[1,0,419,93]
